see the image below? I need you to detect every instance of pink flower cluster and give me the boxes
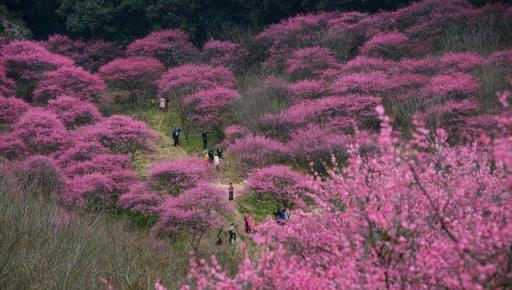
[201,39,248,71]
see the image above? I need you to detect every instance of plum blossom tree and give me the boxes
[0,133,28,160]
[47,96,102,129]
[201,39,248,72]
[118,183,162,215]
[1,40,74,100]
[125,29,198,67]
[286,47,337,80]
[153,182,232,247]
[147,157,209,195]
[287,124,351,173]
[288,80,329,102]
[11,108,69,155]
[0,65,16,97]
[246,165,310,210]
[157,64,235,138]
[78,115,157,155]
[54,140,108,167]
[0,95,31,124]
[44,34,122,72]
[228,134,287,171]
[33,65,106,103]
[183,87,241,135]
[8,155,65,198]
[221,125,251,147]
[422,72,480,101]
[98,57,165,103]
[360,31,409,60]
[185,101,512,290]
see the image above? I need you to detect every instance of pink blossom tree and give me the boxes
[153,182,232,247]
[288,79,329,102]
[126,29,198,67]
[228,134,287,172]
[55,140,108,168]
[360,31,409,60]
[201,39,248,72]
[422,72,480,101]
[47,96,102,129]
[8,155,65,198]
[147,157,209,195]
[183,87,241,135]
[11,108,69,155]
[44,34,122,72]
[0,95,30,124]
[0,64,16,97]
[77,115,157,155]
[287,124,351,173]
[157,64,235,138]
[33,65,106,103]
[1,40,74,100]
[185,102,512,289]
[0,133,28,160]
[286,47,337,80]
[98,57,165,103]
[246,165,310,210]
[221,125,251,147]
[118,183,162,215]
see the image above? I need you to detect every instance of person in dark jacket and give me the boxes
[228,182,234,201]
[202,129,209,150]
[208,148,214,164]
[172,127,182,147]
[216,147,223,159]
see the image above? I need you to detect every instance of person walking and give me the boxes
[214,154,221,171]
[202,130,209,150]
[172,127,182,147]
[159,96,170,111]
[228,183,234,201]
[216,147,223,159]
[244,215,252,234]
[228,223,237,245]
[208,149,214,164]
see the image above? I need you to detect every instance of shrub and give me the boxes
[147,157,209,194]
[126,29,198,67]
[0,96,30,124]
[438,52,485,72]
[183,87,241,133]
[78,115,157,155]
[246,165,310,210]
[153,182,232,245]
[201,39,248,72]
[44,34,122,72]
[118,183,162,215]
[360,31,409,60]
[33,65,106,103]
[47,96,102,129]
[339,56,393,73]
[8,155,65,198]
[1,41,74,100]
[11,108,69,155]
[228,134,287,171]
[286,47,337,80]
[98,57,165,104]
